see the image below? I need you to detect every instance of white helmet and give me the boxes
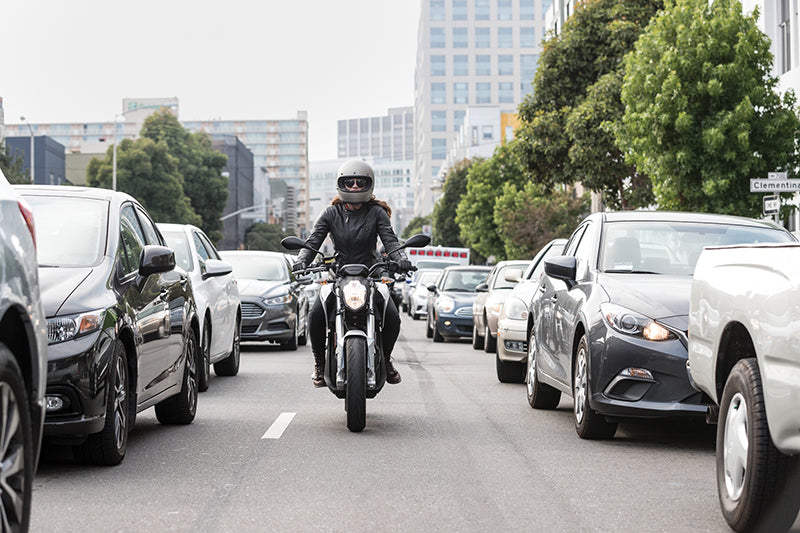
[336,160,374,204]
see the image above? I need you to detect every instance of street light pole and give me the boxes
[112,114,126,191]
[19,116,34,183]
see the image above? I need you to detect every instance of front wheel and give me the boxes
[573,335,616,440]
[345,337,366,433]
[717,358,800,533]
[472,324,484,350]
[214,316,240,377]
[198,321,211,392]
[526,330,560,409]
[483,323,497,353]
[426,312,433,339]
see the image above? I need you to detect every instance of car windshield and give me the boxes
[441,270,488,292]
[492,265,526,290]
[416,260,458,269]
[160,231,193,272]
[26,196,108,267]
[223,255,288,281]
[415,271,440,287]
[601,221,795,275]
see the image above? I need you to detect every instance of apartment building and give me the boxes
[337,107,413,161]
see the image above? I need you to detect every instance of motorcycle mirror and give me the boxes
[282,236,318,254]
[387,233,431,256]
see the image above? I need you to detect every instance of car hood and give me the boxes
[598,273,691,331]
[237,279,288,298]
[439,290,478,306]
[39,262,114,317]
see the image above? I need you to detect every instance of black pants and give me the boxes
[309,294,401,360]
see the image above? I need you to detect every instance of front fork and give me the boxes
[334,287,378,389]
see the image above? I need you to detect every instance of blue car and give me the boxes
[426,266,492,342]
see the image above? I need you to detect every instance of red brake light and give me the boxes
[444,251,451,257]
[460,252,467,258]
[410,249,417,255]
[427,250,433,256]
[18,199,36,250]
[435,250,442,256]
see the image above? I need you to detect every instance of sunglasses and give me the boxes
[343,178,368,189]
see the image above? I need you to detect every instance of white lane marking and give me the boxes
[262,412,296,439]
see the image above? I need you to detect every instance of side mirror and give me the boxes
[544,256,577,289]
[140,245,176,277]
[282,236,320,256]
[504,268,522,283]
[475,282,489,292]
[387,233,431,256]
[203,259,233,279]
[427,284,437,292]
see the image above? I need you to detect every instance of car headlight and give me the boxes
[342,279,367,311]
[501,297,528,321]
[264,294,292,305]
[47,309,105,345]
[437,296,455,313]
[600,303,674,341]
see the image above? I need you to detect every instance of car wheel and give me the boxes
[483,322,497,353]
[155,329,198,425]
[198,321,211,392]
[0,344,33,530]
[298,307,308,346]
[526,330,560,409]
[432,317,444,343]
[717,358,800,533]
[496,353,525,383]
[74,340,129,466]
[214,316,241,377]
[280,323,299,351]
[426,312,433,339]
[472,323,484,350]
[573,335,616,440]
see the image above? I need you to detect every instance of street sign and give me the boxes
[763,195,779,215]
[768,172,788,180]
[750,179,800,192]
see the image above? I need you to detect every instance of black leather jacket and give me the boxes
[298,201,407,267]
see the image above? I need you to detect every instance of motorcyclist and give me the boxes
[293,159,411,387]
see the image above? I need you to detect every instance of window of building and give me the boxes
[453,0,467,20]
[505,125,515,141]
[431,27,446,48]
[432,83,447,104]
[476,82,491,103]
[498,27,512,47]
[781,0,792,74]
[432,111,447,132]
[482,125,494,140]
[454,110,466,131]
[431,55,446,76]
[453,55,469,76]
[431,0,445,20]
[521,27,536,47]
[453,27,468,48]
[542,0,553,12]
[498,55,513,76]
[454,83,469,104]
[498,0,512,20]
[476,54,491,75]
[432,138,448,160]
[475,27,490,48]
[475,0,490,20]
[499,82,514,103]
[520,0,534,19]
[521,54,539,93]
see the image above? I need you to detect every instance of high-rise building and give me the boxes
[414,0,550,216]
[337,107,413,161]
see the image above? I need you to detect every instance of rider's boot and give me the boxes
[385,353,402,384]
[312,352,325,388]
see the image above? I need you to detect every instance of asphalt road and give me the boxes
[31,313,800,532]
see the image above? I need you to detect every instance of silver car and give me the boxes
[0,170,48,530]
[407,269,444,319]
[158,224,242,391]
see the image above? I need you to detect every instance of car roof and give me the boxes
[219,250,287,258]
[597,210,782,229]
[14,184,136,204]
[442,265,492,271]
[157,222,202,233]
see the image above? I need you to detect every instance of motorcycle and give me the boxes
[281,233,431,432]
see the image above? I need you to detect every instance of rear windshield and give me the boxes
[221,254,288,281]
[441,270,488,292]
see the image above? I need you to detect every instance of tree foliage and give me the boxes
[401,215,431,239]
[515,0,662,209]
[432,157,477,247]
[0,142,29,184]
[617,0,800,217]
[244,222,294,252]
[141,109,229,242]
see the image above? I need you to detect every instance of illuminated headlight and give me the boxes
[600,303,674,341]
[264,294,292,305]
[437,296,455,313]
[501,297,529,321]
[47,309,105,345]
[342,279,367,311]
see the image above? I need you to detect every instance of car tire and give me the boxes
[526,330,561,409]
[0,344,34,530]
[472,323,484,350]
[483,322,497,353]
[280,324,299,351]
[717,358,800,533]
[426,312,433,339]
[74,340,130,466]
[298,308,308,346]
[496,353,525,383]
[573,335,616,440]
[198,321,211,392]
[155,329,198,425]
[215,316,241,377]
[432,320,444,343]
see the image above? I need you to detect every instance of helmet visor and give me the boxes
[340,177,371,192]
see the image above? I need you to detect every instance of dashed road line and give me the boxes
[261,412,296,439]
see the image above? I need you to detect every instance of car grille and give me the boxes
[455,307,472,317]
[242,324,259,334]
[241,303,265,319]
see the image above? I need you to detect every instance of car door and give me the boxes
[194,230,236,358]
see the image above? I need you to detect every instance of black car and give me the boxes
[527,211,795,439]
[17,186,200,465]
[426,266,492,342]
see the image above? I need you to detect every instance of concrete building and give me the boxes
[337,107,413,161]
[213,135,254,251]
[5,136,66,185]
[0,97,5,142]
[414,0,551,216]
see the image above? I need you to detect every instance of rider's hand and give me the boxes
[398,259,413,272]
[292,260,306,273]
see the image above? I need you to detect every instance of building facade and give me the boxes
[5,136,66,186]
[414,0,551,216]
[213,135,255,251]
[337,107,414,161]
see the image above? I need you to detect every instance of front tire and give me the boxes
[573,335,616,440]
[483,322,497,353]
[345,337,366,433]
[198,321,211,392]
[432,318,444,343]
[426,312,433,339]
[280,323,298,351]
[0,344,33,530]
[717,358,800,533]
[155,330,198,425]
[298,308,308,346]
[496,353,525,383]
[472,324,484,350]
[214,316,241,377]
[526,330,560,409]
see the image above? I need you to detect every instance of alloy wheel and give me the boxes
[0,382,25,529]
[526,333,536,397]
[723,392,748,502]
[574,345,588,424]
[113,355,127,451]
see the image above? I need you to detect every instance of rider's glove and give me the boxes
[398,259,413,272]
[292,260,306,273]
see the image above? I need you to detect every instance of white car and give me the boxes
[0,169,48,530]
[407,269,443,319]
[158,223,241,391]
[688,243,800,533]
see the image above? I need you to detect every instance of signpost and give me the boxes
[763,195,779,215]
[752,172,789,224]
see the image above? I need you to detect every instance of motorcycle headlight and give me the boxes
[437,296,455,313]
[501,297,528,321]
[600,303,673,341]
[342,279,367,311]
[264,293,292,305]
[47,309,105,345]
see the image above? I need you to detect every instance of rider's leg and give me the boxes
[382,297,402,384]
[309,298,326,387]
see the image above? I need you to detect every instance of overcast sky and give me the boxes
[1,0,421,161]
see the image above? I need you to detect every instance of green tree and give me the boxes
[515,0,662,208]
[0,142,29,184]
[87,138,202,225]
[617,0,800,217]
[401,215,431,239]
[432,158,477,247]
[141,109,229,242]
[244,222,294,252]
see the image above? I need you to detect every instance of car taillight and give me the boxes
[18,199,36,250]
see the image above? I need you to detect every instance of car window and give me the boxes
[527,242,566,281]
[563,224,588,257]
[492,265,524,290]
[442,270,488,292]
[161,230,193,272]
[135,206,162,245]
[192,232,211,262]
[573,221,595,279]
[198,232,221,260]
[119,205,145,275]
